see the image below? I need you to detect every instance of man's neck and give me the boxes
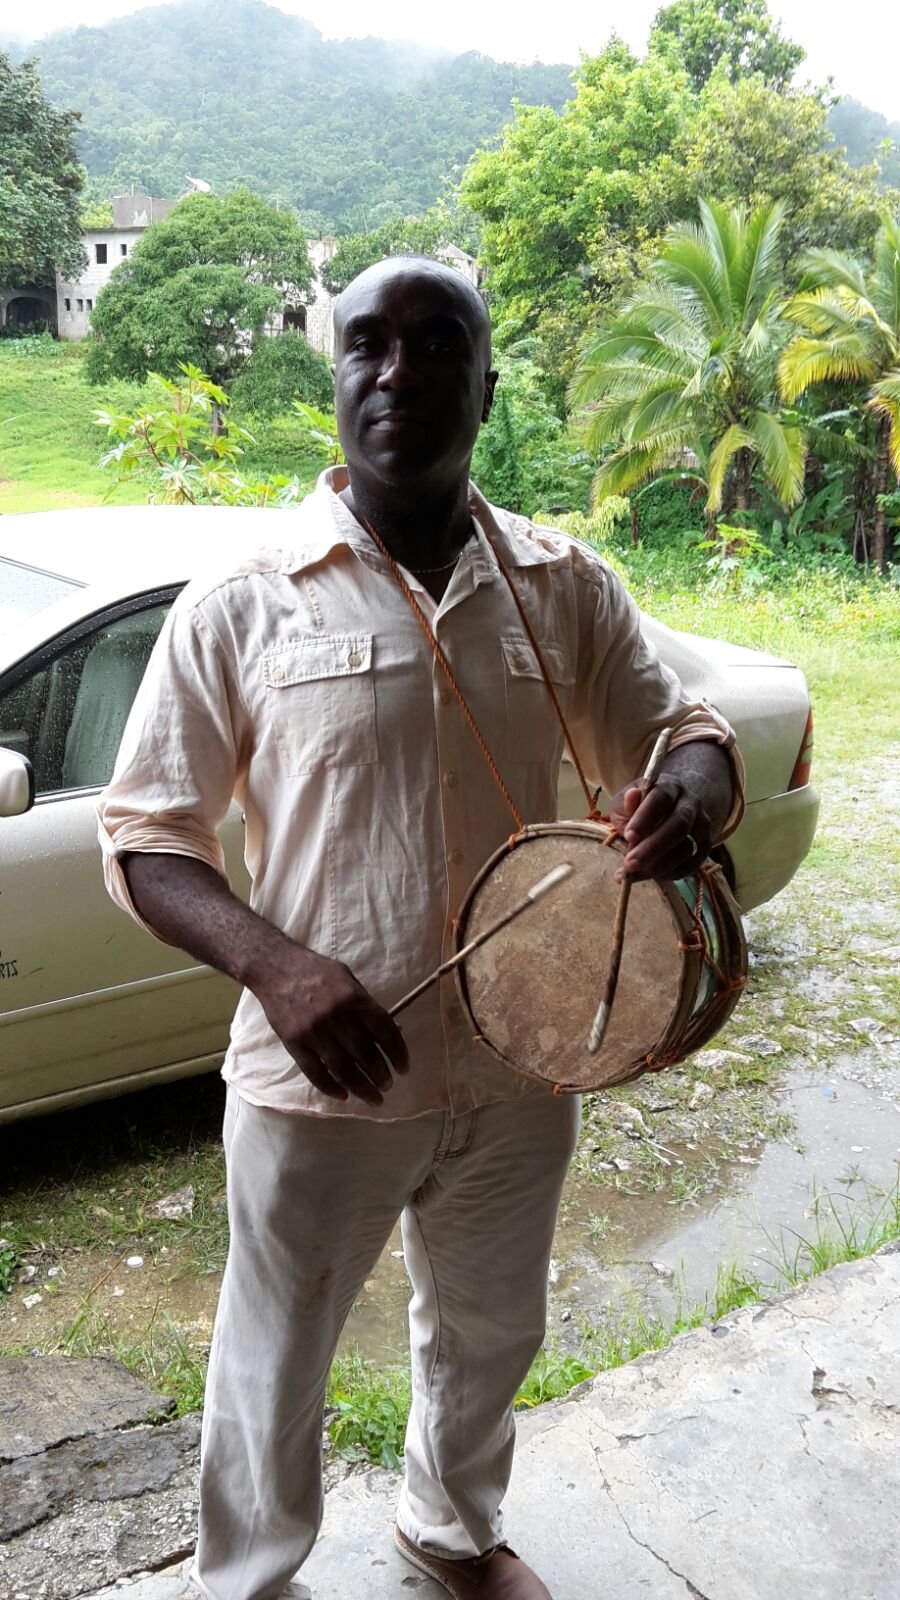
[339,474,474,571]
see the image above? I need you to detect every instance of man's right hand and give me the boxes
[251,944,410,1106]
[121,853,409,1108]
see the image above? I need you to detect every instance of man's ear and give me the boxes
[481,369,499,424]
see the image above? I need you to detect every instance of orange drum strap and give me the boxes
[479,525,600,821]
[358,511,600,829]
[359,514,526,833]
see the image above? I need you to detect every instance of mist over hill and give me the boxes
[17,0,573,232]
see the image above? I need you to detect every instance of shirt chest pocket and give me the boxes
[262,633,377,775]
[502,634,575,765]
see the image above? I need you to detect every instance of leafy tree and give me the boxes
[321,211,474,298]
[472,347,592,516]
[645,76,891,266]
[85,189,314,393]
[462,27,889,409]
[570,200,805,527]
[649,0,805,92]
[779,217,900,569]
[0,53,85,288]
[230,328,334,417]
[462,39,692,399]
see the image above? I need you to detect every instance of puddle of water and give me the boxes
[3,1062,898,1369]
[334,1057,900,1361]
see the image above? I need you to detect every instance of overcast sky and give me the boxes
[13,0,900,120]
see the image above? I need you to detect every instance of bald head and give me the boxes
[334,254,492,363]
[332,253,498,497]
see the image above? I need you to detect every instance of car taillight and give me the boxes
[789,706,814,790]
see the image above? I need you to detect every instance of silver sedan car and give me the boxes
[0,506,819,1124]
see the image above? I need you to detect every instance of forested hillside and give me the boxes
[827,97,900,190]
[18,0,572,233]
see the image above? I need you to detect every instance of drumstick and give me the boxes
[389,862,574,1018]
[586,727,673,1055]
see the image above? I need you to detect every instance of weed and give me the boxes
[325,1351,411,1471]
[0,1241,24,1296]
[514,1348,596,1409]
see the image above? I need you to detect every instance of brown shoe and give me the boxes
[394,1525,552,1598]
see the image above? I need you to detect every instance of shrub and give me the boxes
[230,328,334,418]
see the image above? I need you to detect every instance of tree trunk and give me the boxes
[872,414,891,574]
[631,499,640,547]
[733,448,752,512]
[211,400,226,437]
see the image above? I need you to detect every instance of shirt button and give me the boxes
[272,666,285,683]
[448,848,464,866]
[347,650,362,668]
[512,655,527,672]
[444,770,458,789]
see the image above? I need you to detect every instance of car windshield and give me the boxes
[0,556,84,622]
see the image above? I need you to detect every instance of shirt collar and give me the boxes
[279,467,565,578]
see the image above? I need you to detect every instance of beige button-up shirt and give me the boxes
[97,469,744,1120]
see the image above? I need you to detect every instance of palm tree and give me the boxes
[570,199,805,531]
[779,216,900,570]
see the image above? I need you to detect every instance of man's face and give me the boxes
[333,261,497,494]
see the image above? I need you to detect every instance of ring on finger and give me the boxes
[685,833,698,856]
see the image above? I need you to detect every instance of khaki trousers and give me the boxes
[191,1086,581,1600]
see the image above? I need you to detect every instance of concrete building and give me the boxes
[56,192,177,341]
[1,189,480,359]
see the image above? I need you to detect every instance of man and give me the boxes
[97,256,743,1600]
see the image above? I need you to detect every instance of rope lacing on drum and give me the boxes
[641,862,747,1076]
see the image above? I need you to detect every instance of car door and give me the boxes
[0,589,250,1120]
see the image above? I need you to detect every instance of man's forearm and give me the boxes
[122,851,290,991]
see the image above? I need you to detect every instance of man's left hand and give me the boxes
[608,741,734,882]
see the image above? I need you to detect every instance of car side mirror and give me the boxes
[0,748,35,817]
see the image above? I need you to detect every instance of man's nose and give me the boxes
[376,340,421,390]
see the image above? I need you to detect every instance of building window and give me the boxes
[120,242,128,256]
[95,243,107,265]
[86,299,93,311]
[77,299,83,312]
[64,298,71,312]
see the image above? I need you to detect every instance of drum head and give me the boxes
[455,823,699,1091]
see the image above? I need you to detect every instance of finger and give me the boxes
[622,809,708,880]
[289,1046,349,1102]
[314,1037,385,1106]
[609,783,643,829]
[357,1001,411,1075]
[337,1024,394,1093]
[619,836,701,883]
[622,781,680,844]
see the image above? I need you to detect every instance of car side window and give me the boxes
[0,603,171,797]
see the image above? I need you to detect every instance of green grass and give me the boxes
[0,341,330,512]
[0,339,151,511]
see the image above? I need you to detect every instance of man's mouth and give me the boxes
[369,411,427,430]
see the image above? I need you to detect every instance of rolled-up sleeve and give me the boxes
[570,560,745,841]
[96,600,250,943]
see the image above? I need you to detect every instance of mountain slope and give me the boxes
[22,0,573,232]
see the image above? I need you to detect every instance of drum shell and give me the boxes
[453,822,747,1093]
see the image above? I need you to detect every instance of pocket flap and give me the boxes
[263,633,373,688]
[501,635,573,685]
